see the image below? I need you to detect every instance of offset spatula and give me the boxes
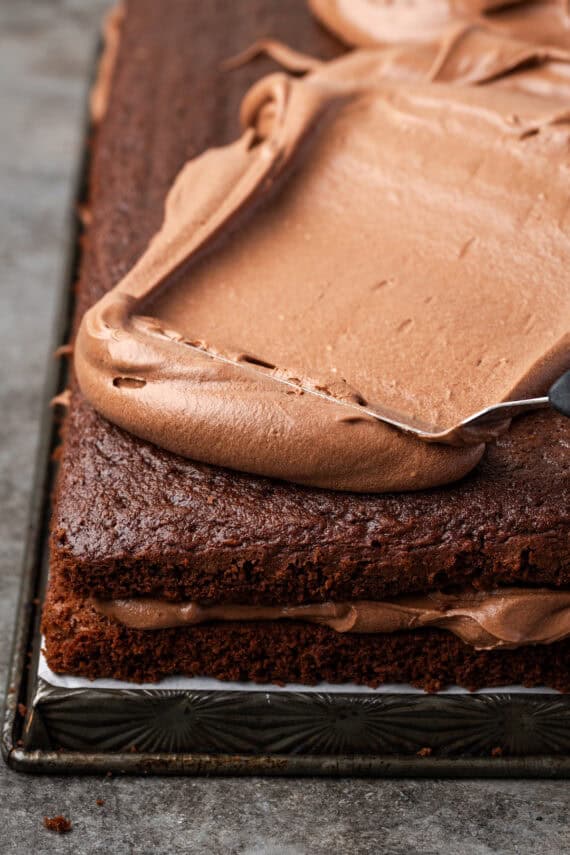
[189,338,570,446]
[353,369,570,446]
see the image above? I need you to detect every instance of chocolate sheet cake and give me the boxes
[43,0,570,690]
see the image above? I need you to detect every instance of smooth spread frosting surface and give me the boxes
[75,24,570,492]
[92,588,570,650]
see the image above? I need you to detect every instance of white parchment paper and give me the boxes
[37,650,558,694]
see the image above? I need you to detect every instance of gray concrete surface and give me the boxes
[1,2,570,853]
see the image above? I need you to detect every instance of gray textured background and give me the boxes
[1,2,569,853]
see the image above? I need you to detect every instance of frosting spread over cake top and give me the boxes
[75,22,570,492]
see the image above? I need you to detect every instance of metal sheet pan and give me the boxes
[3,53,570,779]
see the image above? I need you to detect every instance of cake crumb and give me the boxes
[491,746,503,757]
[77,203,93,227]
[96,799,105,807]
[50,389,71,409]
[54,343,73,359]
[43,816,72,834]
[416,746,432,758]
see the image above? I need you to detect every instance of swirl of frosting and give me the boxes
[308,0,570,49]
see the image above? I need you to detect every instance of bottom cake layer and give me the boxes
[43,582,570,691]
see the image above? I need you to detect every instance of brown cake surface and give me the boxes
[53,395,570,604]
[44,0,570,688]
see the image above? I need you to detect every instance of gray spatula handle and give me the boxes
[550,370,570,418]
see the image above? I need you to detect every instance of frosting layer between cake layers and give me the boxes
[92,588,570,651]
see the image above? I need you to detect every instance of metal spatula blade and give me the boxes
[359,369,570,446]
[183,336,570,446]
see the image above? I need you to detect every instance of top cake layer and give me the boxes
[50,0,570,603]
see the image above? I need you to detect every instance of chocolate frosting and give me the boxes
[92,588,570,650]
[89,3,124,124]
[308,0,570,49]
[75,22,570,492]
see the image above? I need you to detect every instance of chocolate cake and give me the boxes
[43,0,570,690]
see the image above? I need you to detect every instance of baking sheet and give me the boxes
[21,649,570,775]
[3,45,570,778]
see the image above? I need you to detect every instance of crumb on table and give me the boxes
[416,746,433,758]
[43,816,72,834]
